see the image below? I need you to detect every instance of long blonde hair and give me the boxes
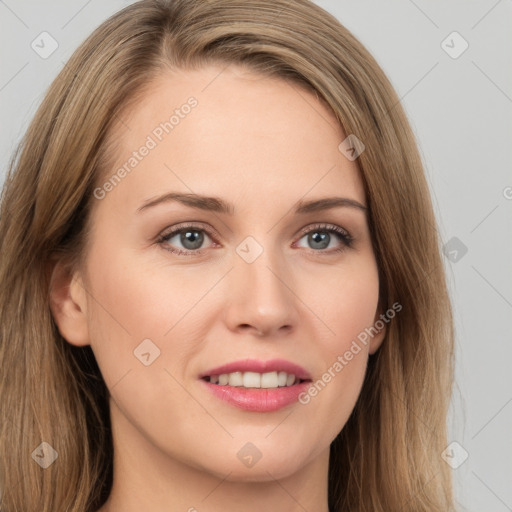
[0,1,455,510]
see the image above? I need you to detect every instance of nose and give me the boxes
[223,247,300,338]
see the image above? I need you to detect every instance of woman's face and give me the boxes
[58,64,386,481]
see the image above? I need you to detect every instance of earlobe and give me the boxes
[369,308,387,355]
[48,259,90,347]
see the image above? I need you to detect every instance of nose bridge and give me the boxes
[226,236,298,334]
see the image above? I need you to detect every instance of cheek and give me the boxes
[308,254,380,357]
[299,256,379,433]
[83,238,225,386]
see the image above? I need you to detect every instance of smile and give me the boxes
[199,359,312,412]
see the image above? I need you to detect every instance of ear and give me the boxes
[368,305,388,355]
[48,258,90,346]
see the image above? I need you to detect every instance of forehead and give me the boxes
[97,64,366,212]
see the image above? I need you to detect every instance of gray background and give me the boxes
[1,1,511,510]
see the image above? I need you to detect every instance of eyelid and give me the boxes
[158,221,220,240]
[296,222,351,239]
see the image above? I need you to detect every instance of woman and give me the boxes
[0,0,456,510]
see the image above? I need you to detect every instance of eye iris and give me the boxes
[181,230,204,250]
[309,231,330,249]
[168,227,341,252]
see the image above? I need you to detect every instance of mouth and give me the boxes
[199,359,312,412]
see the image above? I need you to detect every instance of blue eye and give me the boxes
[294,223,354,253]
[158,223,214,255]
[157,222,353,256]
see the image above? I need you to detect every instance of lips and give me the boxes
[199,359,313,412]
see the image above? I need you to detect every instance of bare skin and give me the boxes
[50,64,386,512]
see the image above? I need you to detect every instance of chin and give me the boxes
[190,440,314,482]
[212,458,305,483]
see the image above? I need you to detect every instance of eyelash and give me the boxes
[156,222,354,257]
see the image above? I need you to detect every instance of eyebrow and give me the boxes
[137,192,367,215]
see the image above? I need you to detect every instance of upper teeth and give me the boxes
[208,371,298,388]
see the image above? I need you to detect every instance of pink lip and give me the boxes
[199,358,312,380]
[198,358,312,412]
[201,380,311,412]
